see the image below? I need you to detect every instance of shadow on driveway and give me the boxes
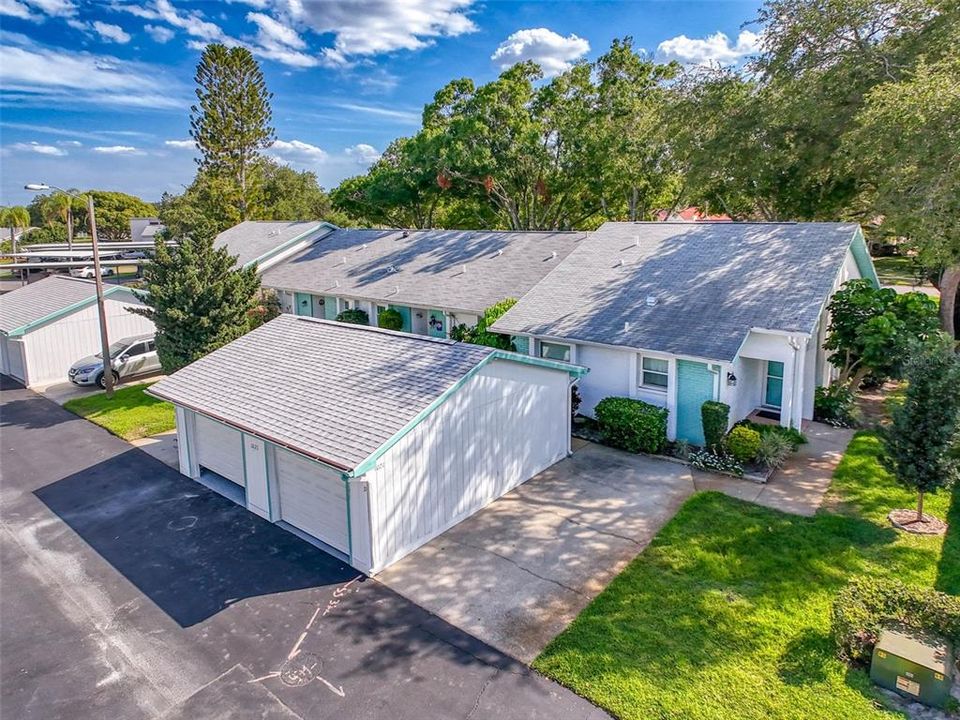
[34,447,357,627]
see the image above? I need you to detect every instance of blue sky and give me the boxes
[0,0,761,207]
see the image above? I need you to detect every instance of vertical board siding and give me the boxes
[22,295,155,386]
[366,358,569,572]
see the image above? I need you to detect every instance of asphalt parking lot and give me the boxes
[0,376,607,720]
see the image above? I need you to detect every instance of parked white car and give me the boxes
[70,266,115,279]
[68,334,161,388]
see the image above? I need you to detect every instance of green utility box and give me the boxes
[870,627,954,709]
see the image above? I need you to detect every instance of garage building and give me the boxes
[0,276,155,387]
[149,314,586,574]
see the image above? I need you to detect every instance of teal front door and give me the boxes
[294,292,312,316]
[676,360,717,446]
[389,305,412,333]
[427,310,446,338]
[764,361,784,408]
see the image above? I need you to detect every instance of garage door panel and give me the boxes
[195,414,245,485]
[276,448,349,554]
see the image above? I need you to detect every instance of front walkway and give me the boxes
[379,422,855,663]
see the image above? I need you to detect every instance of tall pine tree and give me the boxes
[190,44,275,223]
[132,226,261,373]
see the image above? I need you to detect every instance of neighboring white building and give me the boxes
[0,275,155,387]
[149,315,585,575]
[259,227,585,344]
[129,217,164,243]
[492,222,880,444]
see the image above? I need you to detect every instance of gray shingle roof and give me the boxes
[492,222,862,362]
[0,275,124,335]
[149,314,495,471]
[260,228,587,314]
[214,221,328,268]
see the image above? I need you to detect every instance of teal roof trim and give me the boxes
[850,227,881,288]
[243,222,338,271]
[4,284,134,337]
[348,351,586,478]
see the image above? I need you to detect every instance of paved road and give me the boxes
[0,377,607,720]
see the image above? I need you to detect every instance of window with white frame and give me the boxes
[539,341,571,362]
[639,355,668,390]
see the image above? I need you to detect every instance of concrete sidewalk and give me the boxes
[694,421,855,517]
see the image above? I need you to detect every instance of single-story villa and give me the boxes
[259,227,585,341]
[214,220,337,273]
[0,275,155,387]
[492,222,879,443]
[148,314,586,574]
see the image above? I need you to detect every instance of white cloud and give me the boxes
[93,21,131,43]
[113,0,232,43]
[271,138,328,162]
[0,37,185,109]
[345,143,380,165]
[656,30,760,66]
[281,0,477,67]
[22,0,76,17]
[164,139,195,149]
[1,0,38,20]
[331,101,420,124]
[11,141,67,156]
[145,24,174,43]
[93,145,140,154]
[247,11,304,49]
[491,28,589,77]
[57,140,83,146]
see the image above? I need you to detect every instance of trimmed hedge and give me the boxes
[725,425,761,463]
[594,397,668,454]
[701,401,730,449]
[831,576,960,664]
[377,308,404,331]
[336,308,370,325]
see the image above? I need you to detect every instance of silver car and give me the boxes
[68,334,162,388]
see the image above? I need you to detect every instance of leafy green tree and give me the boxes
[190,44,275,223]
[131,225,261,373]
[0,206,30,254]
[844,52,960,335]
[824,279,940,389]
[882,335,960,523]
[450,298,518,349]
[259,159,350,224]
[86,191,156,240]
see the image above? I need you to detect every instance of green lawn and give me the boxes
[872,255,931,287]
[534,432,957,720]
[63,382,175,441]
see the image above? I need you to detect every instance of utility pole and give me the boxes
[87,194,114,397]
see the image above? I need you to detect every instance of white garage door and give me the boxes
[275,447,349,553]
[195,414,245,486]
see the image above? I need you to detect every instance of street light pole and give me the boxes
[24,183,114,398]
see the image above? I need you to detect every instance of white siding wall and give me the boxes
[1,336,26,383]
[20,294,155,387]
[577,344,631,417]
[363,358,569,573]
[728,356,763,424]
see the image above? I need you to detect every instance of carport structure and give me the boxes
[149,314,586,574]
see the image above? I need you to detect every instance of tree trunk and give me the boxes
[67,207,73,250]
[9,227,15,256]
[938,264,960,338]
[917,491,925,523]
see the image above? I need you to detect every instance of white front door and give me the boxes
[194,414,245,485]
[275,447,349,553]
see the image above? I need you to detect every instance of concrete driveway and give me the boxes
[377,442,695,663]
[0,377,607,720]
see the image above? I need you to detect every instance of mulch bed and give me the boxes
[888,509,949,535]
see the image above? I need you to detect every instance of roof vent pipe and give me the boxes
[645,295,658,307]
[617,258,625,267]
[401,230,409,238]
[624,321,630,332]
[635,236,641,247]
[551,251,557,259]
[496,249,503,257]
[461,264,467,274]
